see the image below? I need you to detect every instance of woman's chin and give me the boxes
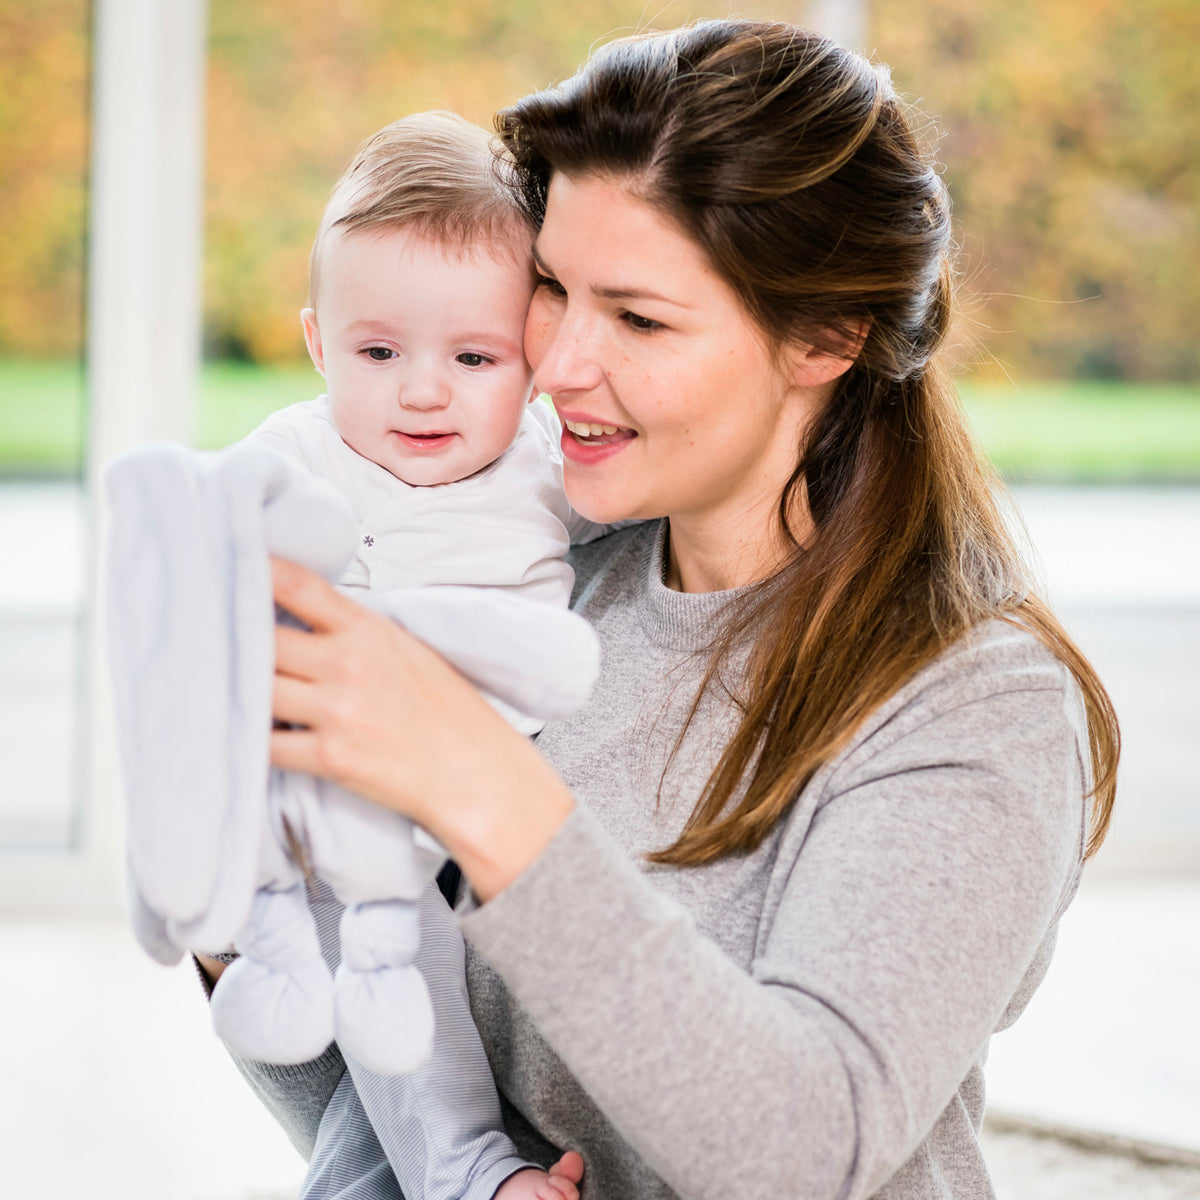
[567,489,656,528]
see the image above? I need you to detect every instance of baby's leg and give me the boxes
[301,1067,404,1199]
[299,1062,581,1200]
[344,883,561,1200]
[303,877,578,1200]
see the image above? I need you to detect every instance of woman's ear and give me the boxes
[301,308,325,376]
[783,320,869,388]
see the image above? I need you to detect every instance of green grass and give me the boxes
[0,358,320,474]
[2,357,1199,480]
[959,380,1200,481]
[195,360,322,448]
[0,358,87,471]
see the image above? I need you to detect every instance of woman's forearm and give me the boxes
[461,675,1085,1200]
[432,726,576,902]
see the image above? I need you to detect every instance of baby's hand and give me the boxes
[494,1151,584,1200]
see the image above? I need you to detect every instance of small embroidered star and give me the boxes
[362,535,375,547]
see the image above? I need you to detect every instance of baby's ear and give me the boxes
[301,308,325,376]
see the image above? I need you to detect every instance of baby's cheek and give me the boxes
[329,400,379,463]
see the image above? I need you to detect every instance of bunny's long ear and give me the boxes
[104,441,359,961]
[104,444,246,951]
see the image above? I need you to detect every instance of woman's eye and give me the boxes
[456,352,490,368]
[535,274,567,298]
[363,347,395,361]
[622,311,662,333]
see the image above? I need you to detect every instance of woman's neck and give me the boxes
[663,496,813,593]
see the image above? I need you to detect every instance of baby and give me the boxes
[210,113,590,1200]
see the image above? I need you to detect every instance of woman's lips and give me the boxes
[392,431,457,452]
[560,419,636,465]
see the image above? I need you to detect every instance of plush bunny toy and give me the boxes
[105,442,599,1074]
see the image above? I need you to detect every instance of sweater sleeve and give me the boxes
[229,1043,348,1162]
[459,650,1086,1200]
[191,953,348,1160]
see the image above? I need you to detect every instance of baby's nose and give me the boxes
[399,371,450,410]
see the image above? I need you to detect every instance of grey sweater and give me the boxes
[237,520,1089,1200]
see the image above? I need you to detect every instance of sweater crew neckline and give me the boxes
[634,520,752,651]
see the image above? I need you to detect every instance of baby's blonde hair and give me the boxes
[309,110,532,307]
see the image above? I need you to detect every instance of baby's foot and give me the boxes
[494,1151,584,1200]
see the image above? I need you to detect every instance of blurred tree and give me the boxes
[0,0,88,360]
[874,0,1200,380]
[202,0,718,362]
[0,0,1195,379]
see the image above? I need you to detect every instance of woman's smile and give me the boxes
[557,410,638,462]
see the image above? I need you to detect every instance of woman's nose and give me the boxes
[526,306,605,398]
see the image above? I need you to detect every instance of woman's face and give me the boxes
[525,173,829,533]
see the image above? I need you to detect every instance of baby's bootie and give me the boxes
[211,884,336,1063]
[335,897,434,1075]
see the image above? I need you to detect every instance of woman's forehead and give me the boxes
[534,173,714,288]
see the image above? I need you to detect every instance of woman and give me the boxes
[255,20,1118,1199]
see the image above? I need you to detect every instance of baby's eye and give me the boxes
[621,311,662,333]
[455,352,491,368]
[535,274,567,298]
[362,347,396,361]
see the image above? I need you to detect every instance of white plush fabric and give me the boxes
[245,395,604,601]
[105,439,600,1075]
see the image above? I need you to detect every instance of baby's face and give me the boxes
[303,226,536,486]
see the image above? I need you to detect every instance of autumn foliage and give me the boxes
[1,0,1196,380]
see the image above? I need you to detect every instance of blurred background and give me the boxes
[0,1,1196,1197]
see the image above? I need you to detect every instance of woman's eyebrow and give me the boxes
[591,283,686,306]
[532,246,690,307]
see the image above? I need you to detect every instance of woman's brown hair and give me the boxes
[496,19,1118,864]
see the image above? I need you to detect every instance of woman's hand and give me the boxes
[269,557,575,900]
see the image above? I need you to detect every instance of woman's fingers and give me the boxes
[269,725,322,775]
[271,556,357,633]
[272,672,320,727]
[275,623,333,681]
